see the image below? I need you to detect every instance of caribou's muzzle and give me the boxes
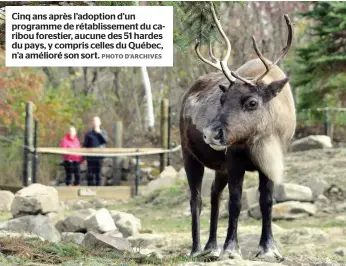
[203,124,228,151]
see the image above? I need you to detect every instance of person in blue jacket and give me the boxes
[83,116,108,186]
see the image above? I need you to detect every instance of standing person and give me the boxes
[83,116,108,186]
[60,126,83,186]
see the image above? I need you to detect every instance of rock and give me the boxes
[103,229,124,238]
[177,168,187,181]
[0,191,15,212]
[306,177,329,198]
[273,201,316,220]
[68,200,94,210]
[61,232,85,245]
[0,230,44,241]
[111,210,141,237]
[0,215,60,242]
[249,201,316,220]
[127,233,167,248]
[241,187,259,210]
[248,204,262,219]
[78,188,96,197]
[176,259,283,266]
[81,231,131,252]
[60,208,96,233]
[11,184,60,218]
[85,208,116,233]
[336,215,346,222]
[335,247,346,257]
[315,195,330,207]
[201,168,215,197]
[274,183,313,202]
[141,166,178,196]
[90,198,108,209]
[289,135,332,152]
[336,202,346,213]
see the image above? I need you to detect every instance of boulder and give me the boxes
[315,194,330,207]
[103,229,124,239]
[78,188,96,197]
[249,201,316,220]
[306,177,329,198]
[241,187,259,210]
[0,230,44,241]
[274,183,312,202]
[11,184,59,218]
[68,200,94,210]
[61,232,85,245]
[111,210,141,237]
[177,168,187,181]
[90,198,108,209]
[0,191,15,212]
[81,231,131,252]
[59,208,96,233]
[289,135,332,152]
[335,247,346,257]
[85,208,116,233]
[0,215,60,242]
[176,259,283,266]
[273,201,316,220]
[127,233,168,248]
[141,166,178,196]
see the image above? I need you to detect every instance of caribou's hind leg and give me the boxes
[204,171,228,258]
[184,151,204,257]
[256,171,283,261]
[219,155,245,260]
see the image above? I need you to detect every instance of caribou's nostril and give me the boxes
[213,128,223,140]
[203,135,207,139]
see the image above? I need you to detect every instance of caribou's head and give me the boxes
[198,4,293,151]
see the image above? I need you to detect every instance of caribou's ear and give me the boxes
[219,84,228,93]
[263,77,289,101]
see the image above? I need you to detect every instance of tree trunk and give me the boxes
[141,66,155,131]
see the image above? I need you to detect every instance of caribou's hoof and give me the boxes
[190,249,212,258]
[219,248,242,260]
[203,247,221,259]
[255,245,284,262]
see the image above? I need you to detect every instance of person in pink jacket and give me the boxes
[60,126,83,186]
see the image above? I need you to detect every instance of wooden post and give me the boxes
[32,119,38,183]
[160,99,169,171]
[135,153,140,196]
[113,121,123,186]
[23,102,33,186]
[167,105,172,166]
[324,109,330,136]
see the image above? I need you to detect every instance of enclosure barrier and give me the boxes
[22,99,181,197]
[300,107,346,137]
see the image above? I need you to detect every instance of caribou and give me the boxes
[179,3,296,261]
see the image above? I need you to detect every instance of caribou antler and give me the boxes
[232,14,294,87]
[196,3,293,86]
[195,2,236,82]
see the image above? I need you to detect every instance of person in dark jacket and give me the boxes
[83,116,108,186]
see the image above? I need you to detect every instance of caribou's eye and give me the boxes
[244,97,258,111]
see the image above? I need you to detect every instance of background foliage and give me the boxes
[0,1,345,185]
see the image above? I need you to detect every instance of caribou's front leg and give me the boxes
[204,171,228,258]
[256,171,283,261]
[184,151,204,257]
[251,137,284,261]
[219,157,245,260]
